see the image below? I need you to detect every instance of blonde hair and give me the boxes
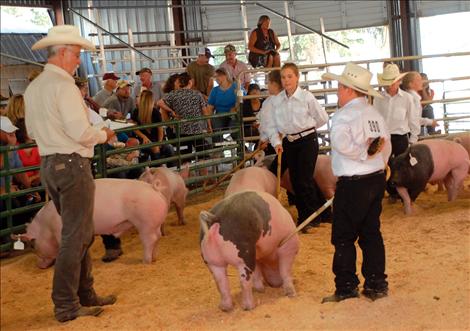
[401,71,420,90]
[138,90,154,129]
[6,94,25,125]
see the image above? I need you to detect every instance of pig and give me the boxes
[200,190,299,311]
[138,166,189,225]
[390,139,469,214]
[254,151,337,199]
[22,178,172,268]
[225,167,277,197]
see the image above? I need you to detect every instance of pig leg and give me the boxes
[138,226,160,263]
[396,186,413,215]
[253,264,265,293]
[237,265,255,311]
[278,242,297,297]
[444,168,466,201]
[175,202,186,225]
[208,264,233,312]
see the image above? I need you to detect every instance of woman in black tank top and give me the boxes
[248,15,281,68]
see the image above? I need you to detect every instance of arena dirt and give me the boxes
[1,180,469,330]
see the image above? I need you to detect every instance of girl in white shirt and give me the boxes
[265,63,329,229]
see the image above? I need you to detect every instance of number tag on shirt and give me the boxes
[363,117,383,139]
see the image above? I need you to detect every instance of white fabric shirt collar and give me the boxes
[44,63,75,83]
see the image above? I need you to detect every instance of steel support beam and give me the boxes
[68,7,154,62]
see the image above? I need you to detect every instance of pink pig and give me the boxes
[23,178,176,268]
[200,190,299,311]
[138,166,189,225]
[253,152,337,199]
[225,167,277,197]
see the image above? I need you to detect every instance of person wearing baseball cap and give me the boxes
[219,44,251,91]
[187,46,215,98]
[321,63,390,303]
[93,72,120,107]
[133,67,163,106]
[102,80,135,120]
[23,24,116,322]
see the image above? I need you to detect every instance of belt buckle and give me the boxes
[287,134,296,142]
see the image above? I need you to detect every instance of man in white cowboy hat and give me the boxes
[321,62,391,303]
[23,25,116,322]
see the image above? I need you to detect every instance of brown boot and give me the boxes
[56,306,103,323]
[82,295,117,307]
[101,249,123,263]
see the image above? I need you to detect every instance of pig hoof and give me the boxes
[219,302,233,312]
[254,285,265,293]
[284,285,296,298]
[242,302,255,311]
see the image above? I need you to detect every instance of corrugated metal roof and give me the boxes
[0,33,47,65]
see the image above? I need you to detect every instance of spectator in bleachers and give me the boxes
[74,77,100,112]
[419,72,436,135]
[131,89,174,165]
[5,95,41,188]
[161,73,181,139]
[242,83,262,141]
[206,67,238,144]
[5,95,25,127]
[248,15,281,68]
[157,72,212,172]
[102,80,135,120]
[219,44,251,91]
[187,47,215,99]
[93,72,119,107]
[134,67,163,106]
[162,73,181,94]
[0,116,31,194]
[257,69,282,156]
[0,95,8,115]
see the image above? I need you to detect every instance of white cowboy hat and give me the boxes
[377,64,407,86]
[322,62,381,98]
[0,116,18,133]
[32,25,95,51]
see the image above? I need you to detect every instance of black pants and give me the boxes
[101,235,121,250]
[331,172,388,293]
[269,132,323,223]
[387,133,409,197]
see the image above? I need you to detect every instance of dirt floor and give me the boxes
[1,179,469,331]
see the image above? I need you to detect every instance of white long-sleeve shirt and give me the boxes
[24,63,107,158]
[373,88,420,143]
[407,89,435,128]
[257,94,278,141]
[264,86,328,147]
[331,97,391,177]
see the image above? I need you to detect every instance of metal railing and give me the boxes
[0,112,243,253]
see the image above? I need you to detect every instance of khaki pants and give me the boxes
[41,153,97,321]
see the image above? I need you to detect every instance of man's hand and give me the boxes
[431,119,439,128]
[275,144,283,154]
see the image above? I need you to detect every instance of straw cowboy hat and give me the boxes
[377,64,407,86]
[32,25,95,51]
[322,62,381,98]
